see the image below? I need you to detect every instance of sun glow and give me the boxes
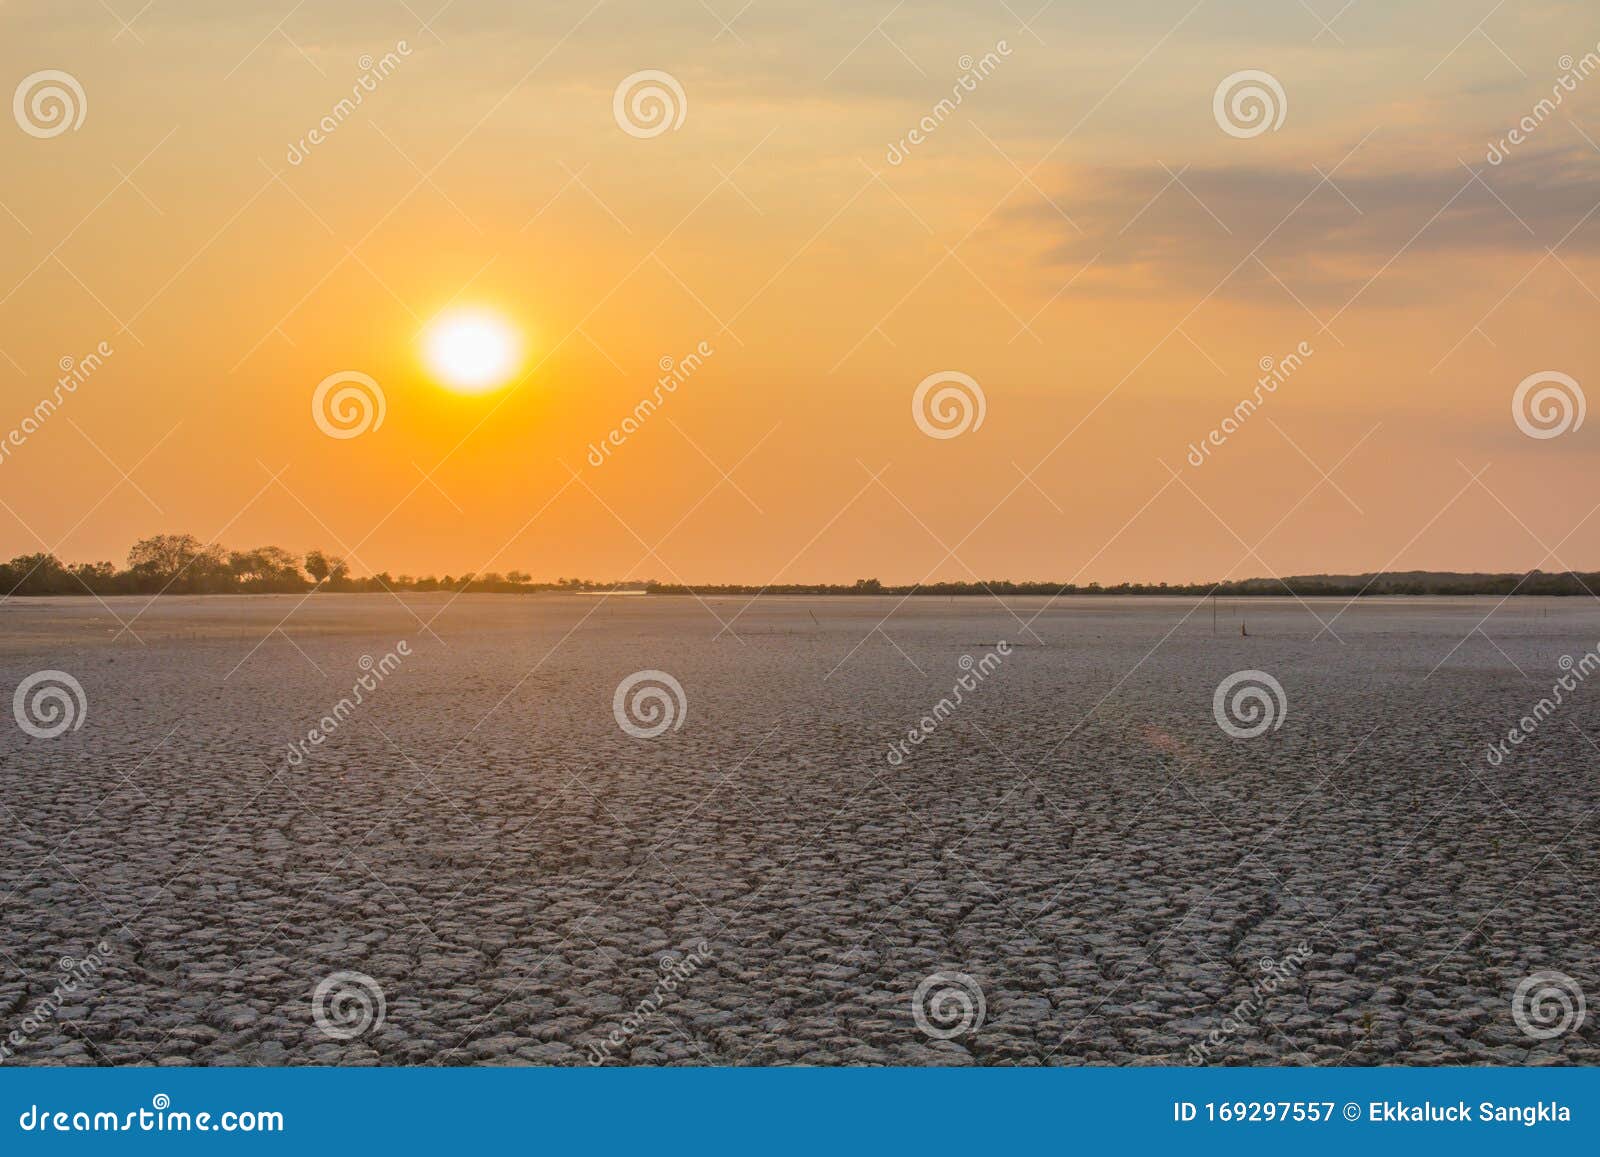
[421,309,522,392]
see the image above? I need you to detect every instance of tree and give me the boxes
[227,549,257,581]
[71,561,116,590]
[229,546,304,590]
[262,546,302,584]
[2,553,72,595]
[128,534,225,591]
[129,534,204,577]
[304,550,331,584]
[303,551,348,587]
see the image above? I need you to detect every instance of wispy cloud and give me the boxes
[1015,144,1600,302]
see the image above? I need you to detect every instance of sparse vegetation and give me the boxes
[0,534,622,596]
[2,536,1596,598]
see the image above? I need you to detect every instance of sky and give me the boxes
[1,0,1597,586]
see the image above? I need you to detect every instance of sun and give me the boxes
[421,309,522,393]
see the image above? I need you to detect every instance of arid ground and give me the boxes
[2,594,1597,1065]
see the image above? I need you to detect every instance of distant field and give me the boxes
[2,594,1597,1065]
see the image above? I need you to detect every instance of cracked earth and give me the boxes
[3,594,1597,1065]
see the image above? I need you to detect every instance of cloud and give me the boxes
[1015,144,1600,303]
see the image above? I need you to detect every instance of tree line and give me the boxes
[0,534,618,596]
[648,571,1600,597]
[3,535,1596,597]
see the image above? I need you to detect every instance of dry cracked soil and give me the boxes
[2,594,1597,1066]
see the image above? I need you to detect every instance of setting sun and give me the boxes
[421,309,522,393]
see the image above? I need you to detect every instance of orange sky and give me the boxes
[1,1,1597,585]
